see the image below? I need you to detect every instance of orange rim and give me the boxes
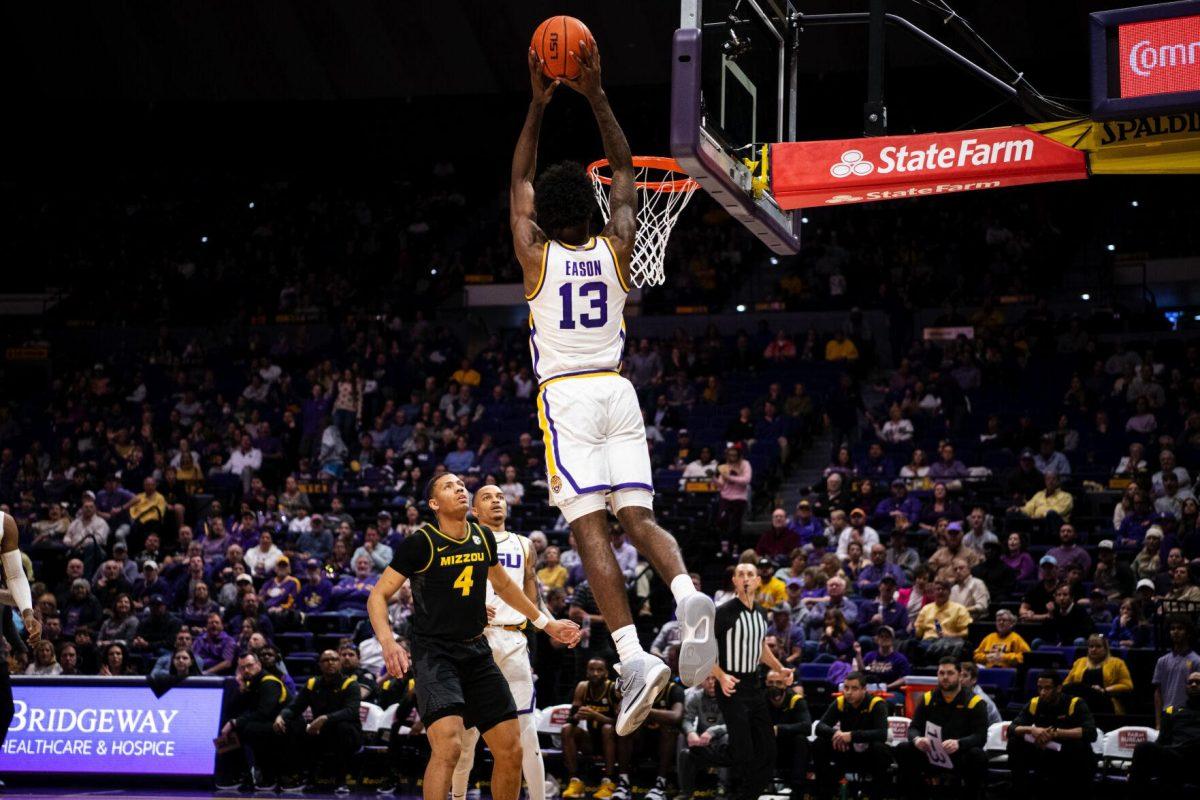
[588,156,699,194]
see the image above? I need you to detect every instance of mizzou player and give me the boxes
[561,658,620,799]
[511,25,715,740]
[367,474,580,800]
[452,485,547,800]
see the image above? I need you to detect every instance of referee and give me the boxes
[711,562,793,800]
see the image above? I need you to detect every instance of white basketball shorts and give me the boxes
[535,371,654,508]
[484,626,536,714]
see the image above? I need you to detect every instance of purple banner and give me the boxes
[4,678,225,776]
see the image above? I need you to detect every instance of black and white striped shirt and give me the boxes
[715,597,768,677]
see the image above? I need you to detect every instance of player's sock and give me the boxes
[519,713,546,800]
[669,574,698,604]
[612,624,645,663]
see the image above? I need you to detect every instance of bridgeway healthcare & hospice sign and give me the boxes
[3,678,225,776]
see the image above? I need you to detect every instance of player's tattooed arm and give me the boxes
[511,48,556,288]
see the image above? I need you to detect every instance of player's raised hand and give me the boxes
[528,48,559,105]
[544,618,582,648]
[382,638,410,678]
[565,40,602,98]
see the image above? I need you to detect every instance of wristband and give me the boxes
[532,612,551,630]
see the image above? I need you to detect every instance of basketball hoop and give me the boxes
[587,156,698,288]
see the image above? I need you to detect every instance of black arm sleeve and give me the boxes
[280,682,311,722]
[907,697,927,742]
[815,702,840,738]
[325,680,361,724]
[389,528,434,576]
[851,698,889,744]
[1012,701,1034,729]
[958,701,989,750]
[1072,699,1097,744]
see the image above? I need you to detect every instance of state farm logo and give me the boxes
[1129,37,1200,77]
[830,150,874,178]
[826,138,1035,181]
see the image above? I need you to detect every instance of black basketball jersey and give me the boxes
[582,679,617,717]
[389,520,499,641]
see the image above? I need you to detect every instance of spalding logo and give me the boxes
[551,475,563,494]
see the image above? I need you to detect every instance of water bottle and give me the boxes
[580,615,592,650]
[934,618,943,637]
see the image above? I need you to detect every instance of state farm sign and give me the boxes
[1119,14,1200,98]
[770,127,1087,209]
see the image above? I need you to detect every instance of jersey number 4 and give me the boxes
[453,565,475,597]
[558,282,607,330]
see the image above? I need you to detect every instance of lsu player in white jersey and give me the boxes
[451,485,545,800]
[510,42,716,736]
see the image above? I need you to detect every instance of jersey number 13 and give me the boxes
[558,282,607,330]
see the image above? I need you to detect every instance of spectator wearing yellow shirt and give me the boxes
[536,546,568,590]
[756,557,788,610]
[914,580,972,660]
[824,331,859,362]
[127,477,168,548]
[973,609,1030,668]
[1010,472,1073,533]
[451,357,481,388]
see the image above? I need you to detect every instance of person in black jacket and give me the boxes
[275,649,363,793]
[811,672,890,798]
[894,657,988,799]
[1042,583,1093,646]
[766,669,812,790]
[1007,669,1098,798]
[1131,669,1200,787]
[215,651,290,792]
[375,656,426,797]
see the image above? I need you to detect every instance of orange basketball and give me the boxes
[531,16,595,81]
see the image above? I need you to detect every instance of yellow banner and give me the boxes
[1030,112,1200,174]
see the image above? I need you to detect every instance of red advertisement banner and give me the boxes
[770,127,1088,209]
[1118,14,1200,98]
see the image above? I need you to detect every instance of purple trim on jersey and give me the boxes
[611,482,654,493]
[537,368,619,387]
[518,685,537,715]
[541,388,607,495]
[528,323,543,382]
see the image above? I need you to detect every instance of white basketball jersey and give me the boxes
[526,236,629,383]
[486,532,532,627]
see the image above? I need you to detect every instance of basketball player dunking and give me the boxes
[367,474,579,800]
[451,485,547,800]
[510,42,716,735]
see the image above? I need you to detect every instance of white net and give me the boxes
[588,158,698,288]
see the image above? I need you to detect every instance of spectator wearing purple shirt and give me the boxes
[297,559,333,613]
[260,559,301,612]
[200,517,231,562]
[872,480,922,530]
[1045,523,1092,581]
[786,500,823,545]
[329,556,379,613]
[229,511,261,551]
[859,626,911,689]
[194,612,237,675]
[927,443,968,481]
[856,544,908,597]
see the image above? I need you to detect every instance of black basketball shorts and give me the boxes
[411,634,517,733]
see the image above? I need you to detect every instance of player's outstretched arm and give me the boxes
[511,48,557,287]
[488,563,580,647]
[565,42,636,273]
[2,514,37,644]
[368,566,410,677]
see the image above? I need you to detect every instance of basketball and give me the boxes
[531,16,595,81]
